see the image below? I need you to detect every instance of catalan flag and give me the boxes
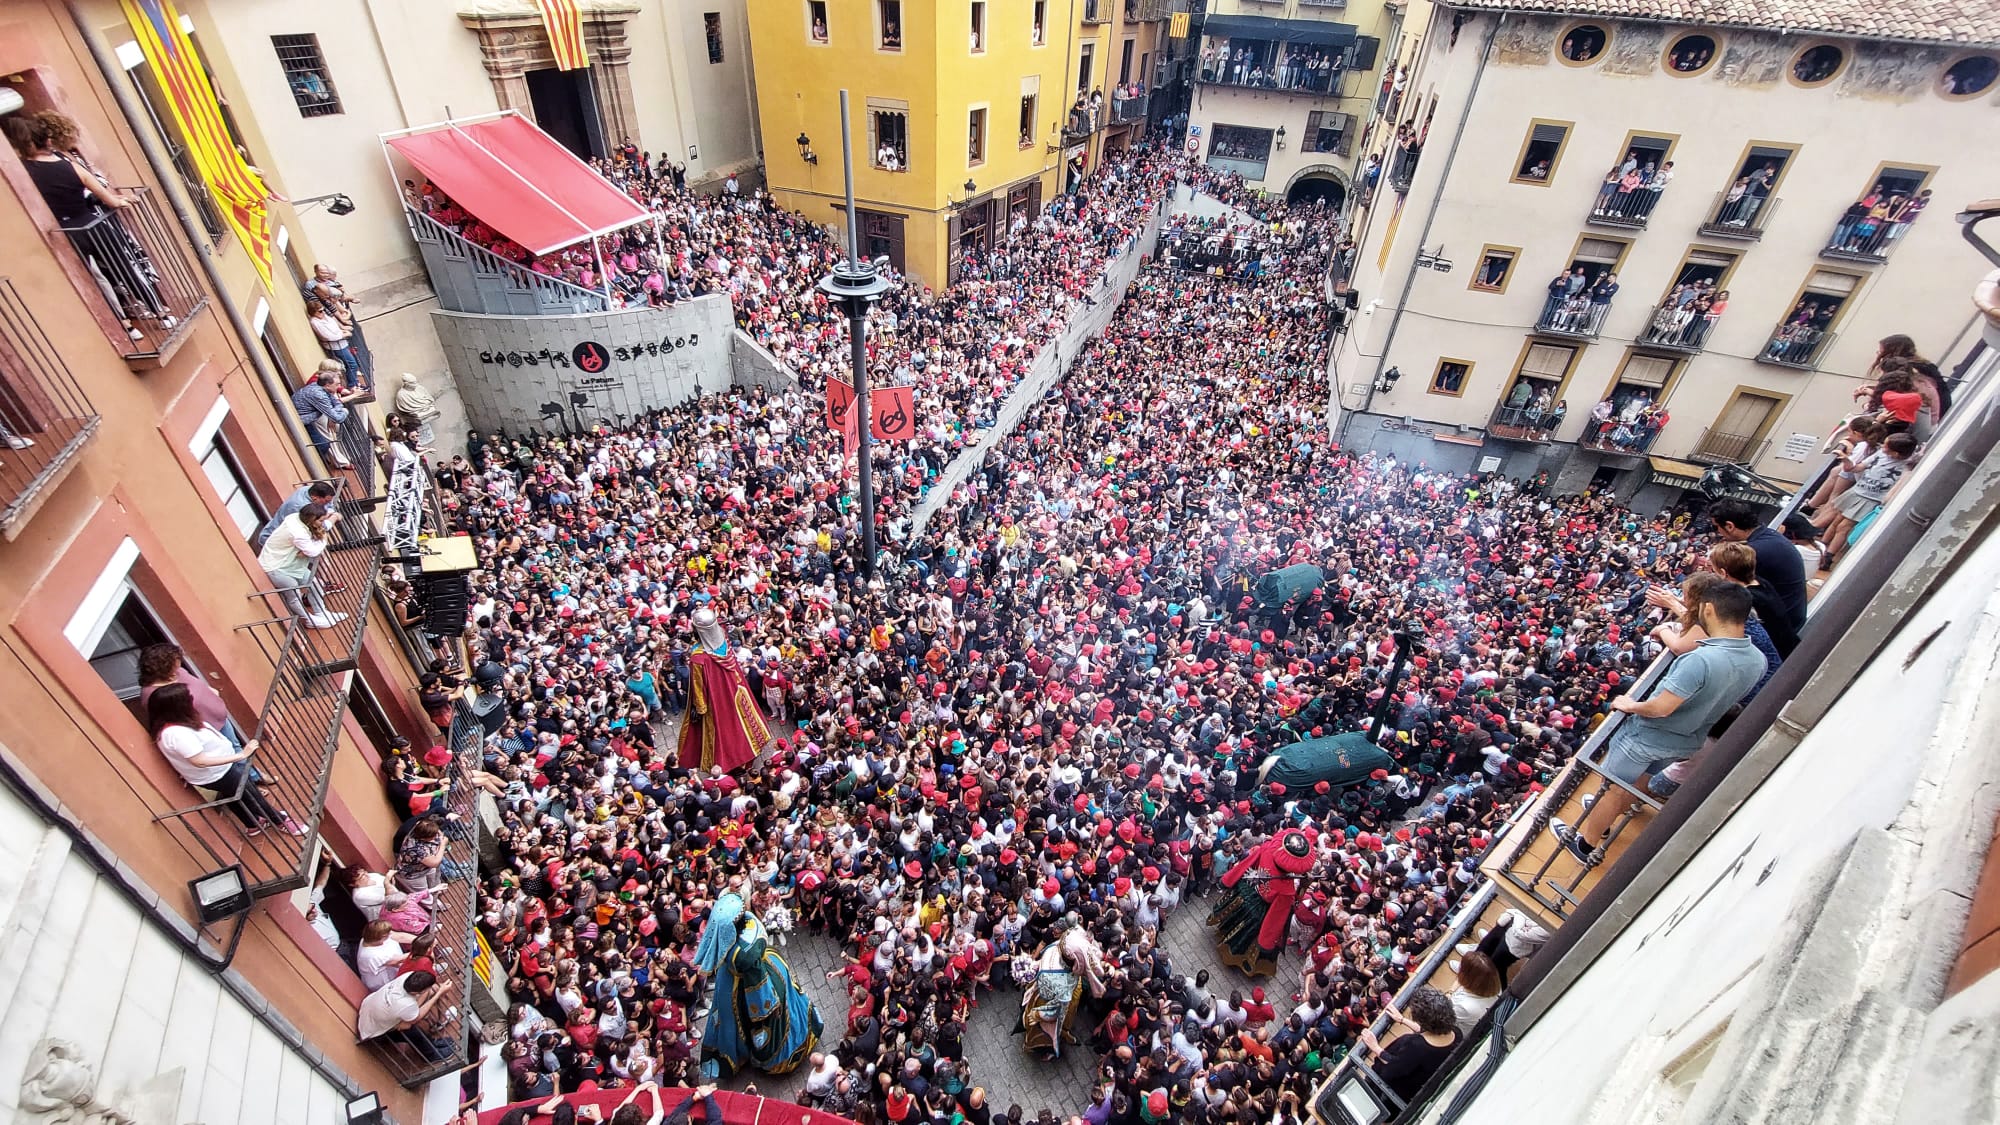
[535,0,591,71]
[1170,11,1190,38]
[120,0,273,287]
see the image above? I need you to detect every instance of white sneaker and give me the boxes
[4,435,32,450]
[306,611,348,629]
[1455,942,1475,955]
[1581,793,1597,814]
[1449,959,1462,973]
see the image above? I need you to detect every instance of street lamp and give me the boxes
[1275,124,1287,151]
[817,90,899,576]
[796,131,818,166]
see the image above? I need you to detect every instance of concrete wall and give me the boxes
[729,329,798,393]
[1336,11,2000,486]
[911,200,1168,537]
[434,295,736,434]
[0,761,360,1125]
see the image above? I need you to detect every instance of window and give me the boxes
[254,301,302,387]
[1429,358,1474,397]
[1706,143,1797,232]
[1639,247,1737,350]
[808,0,829,43]
[968,107,987,165]
[85,592,174,706]
[1032,0,1047,45]
[1762,270,1860,367]
[1468,245,1519,293]
[1789,44,1845,87]
[1503,342,1580,408]
[1121,38,1135,85]
[1585,353,1682,451]
[1303,110,1350,154]
[1020,95,1038,147]
[1825,163,1935,259]
[1512,120,1570,185]
[1207,124,1274,181]
[879,0,903,49]
[1665,33,1719,76]
[704,13,725,63]
[970,2,985,52]
[1558,23,1609,65]
[190,399,267,541]
[1941,54,2000,99]
[869,106,910,170]
[1695,389,1785,461]
[272,34,341,117]
[1079,43,1095,92]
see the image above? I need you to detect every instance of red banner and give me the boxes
[534,0,590,70]
[826,376,855,432]
[869,385,916,441]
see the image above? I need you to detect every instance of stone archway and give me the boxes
[1284,164,1349,208]
[458,0,641,152]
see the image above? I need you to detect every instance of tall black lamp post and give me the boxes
[817,89,898,576]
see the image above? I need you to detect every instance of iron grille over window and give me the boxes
[271,34,341,117]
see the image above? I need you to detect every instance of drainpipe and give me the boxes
[68,1,320,471]
[1341,12,1500,441]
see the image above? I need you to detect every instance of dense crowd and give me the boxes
[369,166,1800,1125]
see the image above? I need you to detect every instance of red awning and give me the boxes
[385,115,649,256]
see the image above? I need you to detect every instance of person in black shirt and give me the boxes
[1709,500,1808,633]
[1358,987,1462,1105]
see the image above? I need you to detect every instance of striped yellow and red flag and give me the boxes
[535,0,591,71]
[119,0,273,287]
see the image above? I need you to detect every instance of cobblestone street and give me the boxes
[714,893,1306,1114]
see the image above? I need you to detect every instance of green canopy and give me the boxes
[1253,563,1324,609]
[1259,732,1394,790]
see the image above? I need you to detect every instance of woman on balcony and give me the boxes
[146,683,301,835]
[256,501,347,629]
[8,111,173,341]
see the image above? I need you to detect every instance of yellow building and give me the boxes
[748,0,1174,287]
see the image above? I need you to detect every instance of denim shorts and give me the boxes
[1601,737,1684,786]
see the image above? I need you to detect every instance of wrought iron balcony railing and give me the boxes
[56,185,207,362]
[1636,298,1721,354]
[151,475,387,896]
[1586,180,1670,230]
[1111,94,1151,123]
[0,279,101,539]
[1698,190,1781,241]
[1579,419,1665,456]
[1688,426,1768,464]
[1083,0,1110,23]
[1387,143,1421,193]
[1757,324,1837,370]
[1535,295,1611,339]
[1488,403,1560,442]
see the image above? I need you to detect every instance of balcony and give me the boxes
[369,692,483,1087]
[1688,426,1767,464]
[1635,298,1719,354]
[1198,63,1346,97]
[1535,295,1610,340]
[405,207,609,317]
[1110,93,1150,124]
[1133,0,1177,19]
[1083,0,1110,23]
[57,185,207,364]
[1387,143,1421,193]
[1697,190,1781,241]
[1586,183,1669,230]
[1819,214,1913,264]
[152,475,388,896]
[1062,106,1105,145]
[0,279,102,540]
[1578,418,1664,457]
[1488,403,1560,443]
[1757,324,1837,370]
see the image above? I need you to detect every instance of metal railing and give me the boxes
[0,279,102,537]
[1820,212,1918,263]
[1388,144,1421,193]
[1199,63,1345,95]
[152,476,387,896]
[1579,419,1664,456]
[1637,299,1720,353]
[1111,94,1151,123]
[1083,0,1110,22]
[166,145,228,244]
[1135,0,1177,18]
[404,207,610,316]
[1758,324,1837,370]
[369,692,483,1087]
[1689,427,1765,464]
[1535,295,1610,339]
[1698,190,1781,240]
[1488,403,1561,440]
[57,186,207,360]
[1587,181,1669,229]
[1062,108,1105,143]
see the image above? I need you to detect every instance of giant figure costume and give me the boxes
[694,892,821,1079]
[1207,827,1317,977]
[677,607,771,772]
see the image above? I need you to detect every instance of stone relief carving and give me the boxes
[15,1040,182,1125]
[1494,17,1558,68]
[1601,25,1664,77]
[1841,43,1952,102]
[1717,36,1786,87]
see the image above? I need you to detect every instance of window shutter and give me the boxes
[1620,355,1676,388]
[1806,270,1860,296]
[946,212,963,283]
[1352,36,1380,71]
[1576,237,1625,264]
[1531,123,1567,145]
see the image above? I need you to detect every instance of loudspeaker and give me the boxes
[415,571,470,636]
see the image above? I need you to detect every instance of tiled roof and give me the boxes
[1443,0,2000,48]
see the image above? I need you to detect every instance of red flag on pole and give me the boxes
[827,377,859,474]
[869,386,917,441]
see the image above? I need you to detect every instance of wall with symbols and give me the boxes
[433,294,740,434]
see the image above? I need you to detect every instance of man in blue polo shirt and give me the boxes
[1553,583,1766,863]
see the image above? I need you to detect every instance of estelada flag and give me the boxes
[869,386,916,441]
[120,0,273,287]
[535,0,591,70]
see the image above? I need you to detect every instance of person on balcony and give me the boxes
[1553,583,1765,863]
[8,111,174,342]
[1708,499,1808,631]
[310,304,366,391]
[1355,987,1462,1105]
[293,366,362,471]
[252,479,337,553]
[358,968,456,1062]
[257,499,347,629]
[146,682,301,835]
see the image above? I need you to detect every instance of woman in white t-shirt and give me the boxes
[356,920,408,991]
[256,502,344,629]
[147,683,298,834]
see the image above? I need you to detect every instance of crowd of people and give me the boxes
[358,151,1864,1125]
